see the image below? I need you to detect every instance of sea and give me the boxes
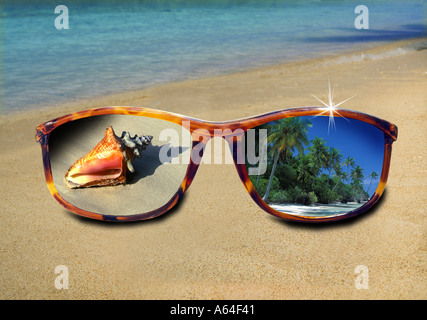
[1,0,425,112]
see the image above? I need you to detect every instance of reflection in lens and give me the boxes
[245,116,384,217]
[49,114,192,216]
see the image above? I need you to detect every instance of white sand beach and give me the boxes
[270,202,364,216]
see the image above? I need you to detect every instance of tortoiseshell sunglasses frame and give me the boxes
[36,106,398,223]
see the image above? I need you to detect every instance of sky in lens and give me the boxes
[303,115,385,192]
[1,0,425,111]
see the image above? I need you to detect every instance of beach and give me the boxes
[0,38,426,299]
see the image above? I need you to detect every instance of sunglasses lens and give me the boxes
[48,114,192,217]
[245,115,385,217]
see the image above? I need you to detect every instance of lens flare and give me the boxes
[311,80,355,133]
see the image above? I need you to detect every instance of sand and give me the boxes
[0,38,426,300]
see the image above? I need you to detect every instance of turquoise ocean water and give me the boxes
[1,0,425,112]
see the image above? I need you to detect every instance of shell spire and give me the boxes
[64,126,153,188]
[119,130,153,173]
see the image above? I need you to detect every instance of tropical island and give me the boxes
[248,117,380,216]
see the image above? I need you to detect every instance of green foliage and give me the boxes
[307,191,318,205]
[283,187,318,206]
[275,164,297,189]
[269,190,287,204]
[337,183,354,203]
[311,174,331,204]
[250,176,280,200]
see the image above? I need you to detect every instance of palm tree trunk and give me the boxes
[347,167,350,183]
[256,141,266,188]
[262,150,280,201]
[328,179,340,203]
[366,178,373,195]
[312,155,320,189]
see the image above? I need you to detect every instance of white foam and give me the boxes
[322,40,427,66]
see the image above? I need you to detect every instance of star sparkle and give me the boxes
[311,80,355,133]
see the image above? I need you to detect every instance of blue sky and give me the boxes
[302,115,384,193]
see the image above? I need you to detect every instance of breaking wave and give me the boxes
[322,39,427,65]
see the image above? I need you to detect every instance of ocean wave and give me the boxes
[322,39,427,65]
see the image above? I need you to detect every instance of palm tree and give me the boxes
[308,137,329,187]
[296,153,316,187]
[342,156,356,184]
[262,118,311,201]
[351,165,364,202]
[328,167,344,203]
[340,171,348,184]
[351,165,364,184]
[366,171,379,196]
[328,151,343,202]
[327,147,342,186]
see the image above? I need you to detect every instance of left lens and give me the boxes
[49,114,192,217]
[245,115,385,218]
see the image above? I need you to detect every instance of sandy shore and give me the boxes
[0,38,426,299]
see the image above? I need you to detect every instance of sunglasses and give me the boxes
[36,106,397,223]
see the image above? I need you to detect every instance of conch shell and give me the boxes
[64,126,153,188]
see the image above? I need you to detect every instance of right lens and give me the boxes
[245,115,385,217]
[49,114,192,217]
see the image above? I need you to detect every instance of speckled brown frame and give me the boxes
[36,106,398,222]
